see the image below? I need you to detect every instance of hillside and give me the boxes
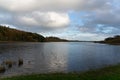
[97,35,120,45]
[0,25,45,42]
[45,37,68,42]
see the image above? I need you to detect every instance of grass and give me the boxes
[1,64,120,80]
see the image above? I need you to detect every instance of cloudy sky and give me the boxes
[0,0,120,41]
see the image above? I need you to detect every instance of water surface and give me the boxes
[0,42,120,77]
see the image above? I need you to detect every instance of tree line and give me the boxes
[0,25,68,42]
[96,35,120,45]
[0,25,45,42]
[104,35,120,44]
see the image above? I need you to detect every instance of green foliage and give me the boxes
[0,25,45,42]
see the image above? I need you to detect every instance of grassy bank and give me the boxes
[2,64,120,80]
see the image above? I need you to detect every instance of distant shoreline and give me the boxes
[94,41,120,45]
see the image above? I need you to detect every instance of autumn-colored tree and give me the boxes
[0,25,45,42]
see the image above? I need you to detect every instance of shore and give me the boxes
[94,41,120,45]
[1,64,120,80]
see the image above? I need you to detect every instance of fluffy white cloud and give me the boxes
[17,12,70,28]
[0,0,112,29]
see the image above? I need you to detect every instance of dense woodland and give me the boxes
[0,25,45,42]
[104,35,120,43]
[98,35,120,44]
[0,25,68,42]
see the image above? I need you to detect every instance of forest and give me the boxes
[0,25,68,42]
[97,35,120,45]
[104,35,120,44]
[0,25,45,42]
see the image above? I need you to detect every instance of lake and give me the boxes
[0,42,120,77]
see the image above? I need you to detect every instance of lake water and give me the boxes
[0,42,120,77]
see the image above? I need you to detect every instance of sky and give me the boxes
[0,0,120,41]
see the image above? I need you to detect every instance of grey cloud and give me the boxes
[78,0,120,35]
[0,0,110,12]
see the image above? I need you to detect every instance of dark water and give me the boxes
[0,42,120,77]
